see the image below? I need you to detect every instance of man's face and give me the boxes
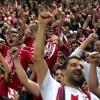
[61,27,69,35]
[94,40,100,52]
[45,26,53,39]
[69,43,80,54]
[6,33,20,47]
[55,69,64,84]
[57,51,65,64]
[65,58,84,86]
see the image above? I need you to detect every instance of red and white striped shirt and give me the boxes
[39,70,99,100]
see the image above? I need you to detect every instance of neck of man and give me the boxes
[64,78,81,89]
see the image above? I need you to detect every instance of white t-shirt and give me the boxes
[39,70,99,100]
[70,47,100,82]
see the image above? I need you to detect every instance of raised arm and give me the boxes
[34,12,54,85]
[79,33,98,50]
[0,52,11,73]
[0,52,11,82]
[82,15,91,29]
[88,52,100,98]
[10,47,40,96]
[70,33,98,57]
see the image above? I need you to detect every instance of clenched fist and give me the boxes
[38,12,54,25]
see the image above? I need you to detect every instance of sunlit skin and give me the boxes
[64,58,84,88]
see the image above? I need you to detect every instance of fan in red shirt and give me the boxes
[0,38,11,98]
[0,52,12,98]
[5,30,34,92]
[0,66,9,97]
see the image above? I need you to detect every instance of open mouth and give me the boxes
[7,39,14,46]
[74,73,81,77]
[74,71,82,76]
[9,39,13,44]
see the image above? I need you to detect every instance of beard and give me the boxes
[67,75,85,87]
[57,79,62,83]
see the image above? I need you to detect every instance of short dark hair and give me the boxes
[61,56,82,69]
[56,64,63,71]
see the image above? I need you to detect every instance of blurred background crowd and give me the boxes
[0,0,100,100]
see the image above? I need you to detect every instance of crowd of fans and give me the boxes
[0,0,100,100]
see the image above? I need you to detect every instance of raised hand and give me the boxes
[38,12,54,26]
[87,52,100,65]
[88,33,98,42]
[9,47,19,60]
